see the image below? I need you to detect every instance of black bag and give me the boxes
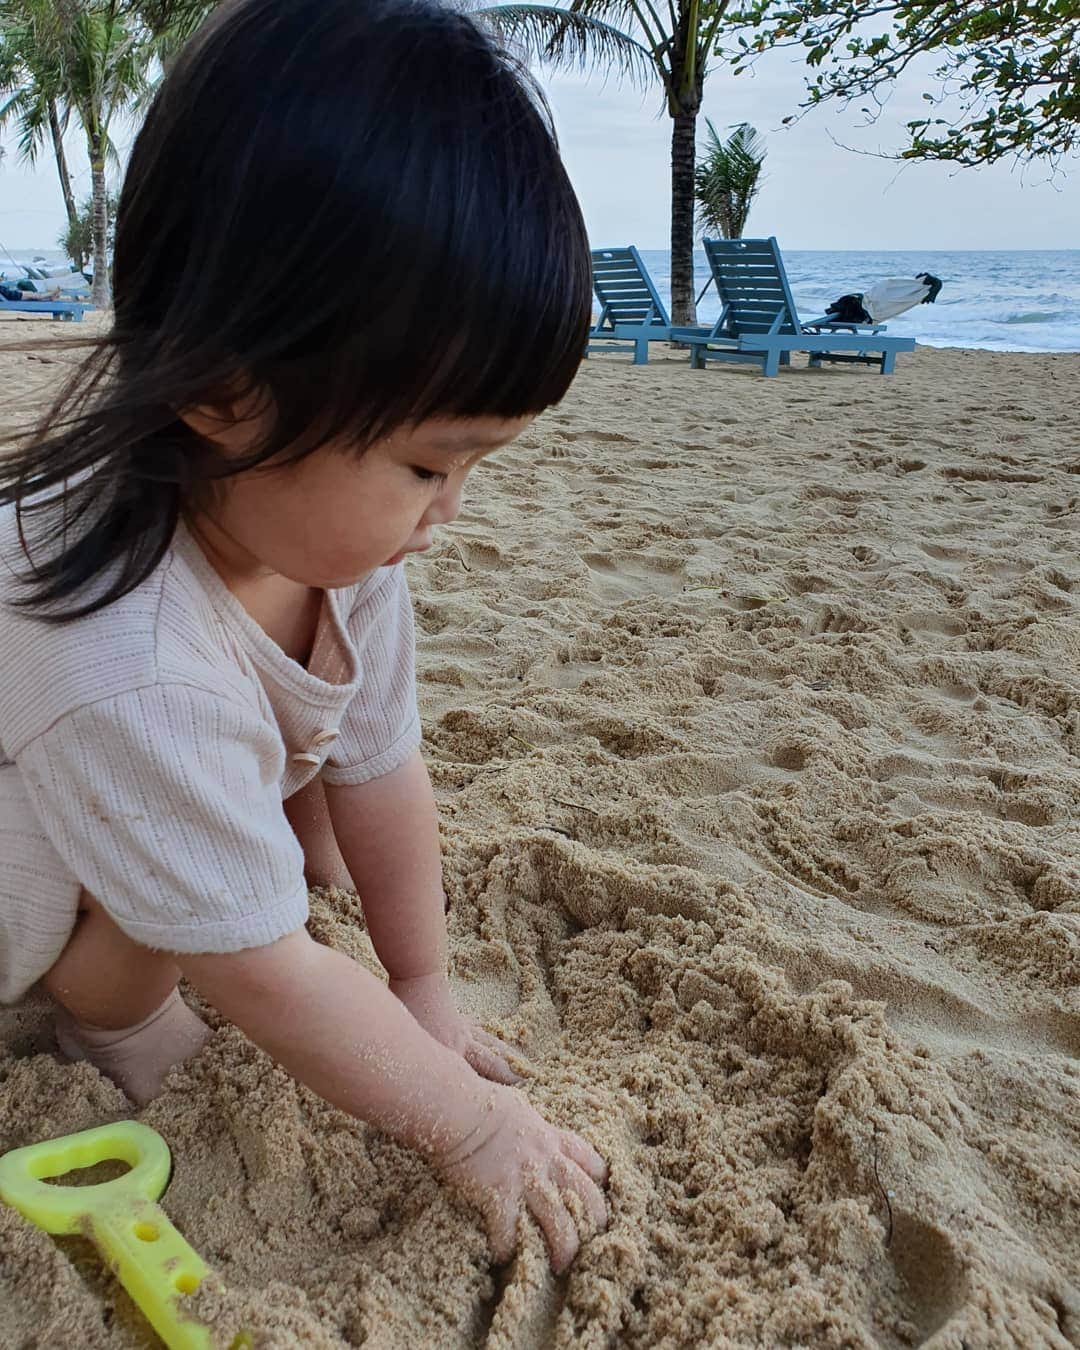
[825,293,872,325]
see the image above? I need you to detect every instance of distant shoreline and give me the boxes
[6,246,1080,354]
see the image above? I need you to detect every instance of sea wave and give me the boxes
[999,311,1065,325]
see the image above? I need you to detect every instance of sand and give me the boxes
[0,316,1078,1348]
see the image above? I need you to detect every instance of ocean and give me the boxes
[5,246,1079,353]
[637,249,1080,354]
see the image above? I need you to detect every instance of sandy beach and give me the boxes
[0,320,1077,1348]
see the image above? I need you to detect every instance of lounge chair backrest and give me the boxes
[704,237,802,338]
[591,246,671,331]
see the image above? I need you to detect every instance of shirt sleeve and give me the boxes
[321,564,421,787]
[15,683,309,954]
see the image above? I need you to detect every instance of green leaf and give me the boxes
[706,0,1080,166]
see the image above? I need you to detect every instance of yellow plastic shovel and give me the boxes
[0,1120,247,1350]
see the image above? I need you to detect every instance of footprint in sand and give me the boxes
[941,465,1044,484]
[554,429,635,445]
[1041,568,1076,594]
[580,550,687,599]
[446,536,504,572]
[919,541,969,563]
[886,1213,969,1345]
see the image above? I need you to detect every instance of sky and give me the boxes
[544,46,1080,252]
[1,37,1077,255]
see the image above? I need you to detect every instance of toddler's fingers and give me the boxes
[464,1040,520,1085]
[482,1195,520,1266]
[552,1154,608,1234]
[525,1174,580,1274]
[477,1027,528,1063]
[558,1130,608,1185]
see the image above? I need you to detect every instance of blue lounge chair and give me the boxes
[1,269,91,322]
[0,299,91,321]
[587,246,676,365]
[672,237,915,377]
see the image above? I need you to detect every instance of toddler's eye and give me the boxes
[412,467,448,484]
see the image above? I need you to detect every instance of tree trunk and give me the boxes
[670,111,698,326]
[47,100,81,267]
[89,143,111,308]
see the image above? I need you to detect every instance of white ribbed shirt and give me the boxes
[0,508,420,969]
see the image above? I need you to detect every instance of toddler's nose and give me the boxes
[426,478,465,527]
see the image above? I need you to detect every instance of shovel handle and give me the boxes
[0,1121,247,1350]
[92,1196,217,1350]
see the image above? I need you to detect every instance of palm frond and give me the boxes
[123,0,215,41]
[0,88,29,125]
[0,44,21,92]
[563,0,659,46]
[0,52,53,163]
[695,119,765,239]
[14,86,50,161]
[473,4,656,88]
[562,0,647,27]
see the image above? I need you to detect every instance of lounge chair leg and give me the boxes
[881,349,896,375]
[780,352,791,366]
[763,350,781,378]
[690,345,703,370]
[633,338,649,365]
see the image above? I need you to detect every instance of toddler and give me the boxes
[0,0,606,1274]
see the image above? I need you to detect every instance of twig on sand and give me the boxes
[873,1127,895,1248]
[509,732,537,751]
[553,797,600,815]
[452,541,471,571]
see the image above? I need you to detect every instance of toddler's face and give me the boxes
[187,411,534,588]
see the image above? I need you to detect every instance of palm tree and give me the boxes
[0,7,81,258]
[475,1,738,325]
[695,120,764,239]
[0,0,206,276]
[0,0,152,305]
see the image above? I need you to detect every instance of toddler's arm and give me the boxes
[181,930,483,1147]
[177,931,607,1270]
[325,751,449,982]
[325,752,519,1083]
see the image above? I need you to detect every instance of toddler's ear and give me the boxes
[176,380,274,458]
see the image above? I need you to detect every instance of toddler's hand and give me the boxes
[435,1084,609,1273]
[390,972,522,1085]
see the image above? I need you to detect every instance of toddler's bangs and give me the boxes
[288,183,592,448]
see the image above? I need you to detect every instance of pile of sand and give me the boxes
[1,322,1078,1347]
